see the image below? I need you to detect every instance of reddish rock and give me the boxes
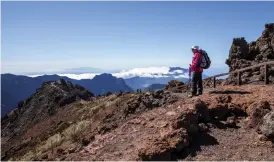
[193,99,211,122]
[247,101,271,128]
[216,95,232,104]
[259,110,274,139]
[138,128,189,161]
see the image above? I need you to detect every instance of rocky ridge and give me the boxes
[225,23,274,84]
[1,79,94,158]
[2,80,274,161]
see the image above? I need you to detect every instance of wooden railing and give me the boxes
[204,60,274,88]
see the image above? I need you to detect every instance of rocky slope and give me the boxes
[225,23,274,84]
[1,79,274,161]
[1,79,94,159]
[1,79,182,161]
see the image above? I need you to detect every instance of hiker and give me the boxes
[188,45,203,97]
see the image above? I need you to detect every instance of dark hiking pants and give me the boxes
[191,72,203,95]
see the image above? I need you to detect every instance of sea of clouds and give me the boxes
[29,67,189,80]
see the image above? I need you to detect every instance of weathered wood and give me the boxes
[205,60,274,80]
[265,64,269,84]
[237,61,274,73]
[213,77,216,88]
[203,60,274,88]
[237,71,241,86]
[210,72,231,78]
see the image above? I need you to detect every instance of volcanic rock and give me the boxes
[225,23,274,85]
[259,110,274,139]
[247,101,271,128]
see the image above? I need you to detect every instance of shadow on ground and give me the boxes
[208,120,241,130]
[209,90,250,95]
[176,132,219,160]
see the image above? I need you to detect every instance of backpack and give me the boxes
[199,50,211,69]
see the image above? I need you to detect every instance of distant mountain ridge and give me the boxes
[124,76,188,90]
[1,79,94,139]
[28,67,207,90]
[1,67,208,116]
[120,67,207,90]
[1,73,133,117]
[28,67,193,80]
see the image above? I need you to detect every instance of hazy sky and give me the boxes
[2,1,274,75]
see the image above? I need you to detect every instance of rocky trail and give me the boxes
[183,119,274,161]
[6,84,271,161]
[2,82,274,161]
[64,85,274,161]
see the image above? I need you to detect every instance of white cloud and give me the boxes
[57,73,100,80]
[28,75,42,78]
[27,67,189,80]
[112,67,171,78]
[28,73,100,80]
[112,67,189,78]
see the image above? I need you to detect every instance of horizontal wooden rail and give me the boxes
[204,60,274,88]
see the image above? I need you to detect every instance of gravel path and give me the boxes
[181,119,274,161]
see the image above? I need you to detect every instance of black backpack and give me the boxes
[199,50,211,69]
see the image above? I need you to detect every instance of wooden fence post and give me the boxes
[203,61,274,87]
[213,77,216,88]
[237,72,241,86]
[265,64,269,84]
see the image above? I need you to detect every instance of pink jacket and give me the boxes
[190,51,203,73]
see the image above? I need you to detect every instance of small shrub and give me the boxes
[18,151,35,161]
[40,133,63,153]
[18,147,42,161]
[105,98,122,108]
[63,120,91,142]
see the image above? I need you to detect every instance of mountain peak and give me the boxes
[42,78,74,91]
[2,79,94,137]
[92,73,117,82]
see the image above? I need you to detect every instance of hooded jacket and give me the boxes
[190,51,203,73]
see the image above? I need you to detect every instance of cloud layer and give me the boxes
[113,67,188,78]
[29,67,189,80]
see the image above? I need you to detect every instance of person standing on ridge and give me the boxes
[188,45,203,98]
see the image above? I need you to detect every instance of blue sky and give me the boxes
[2,1,274,75]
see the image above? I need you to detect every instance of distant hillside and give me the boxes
[1,73,133,117]
[120,67,206,90]
[28,67,209,90]
[125,76,188,90]
[42,67,207,90]
[143,83,166,92]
